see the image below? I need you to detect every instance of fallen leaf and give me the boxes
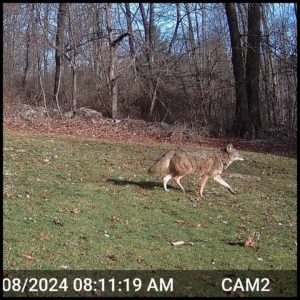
[75,163,83,170]
[257,257,264,261]
[136,256,144,263]
[93,290,102,297]
[69,208,81,214]
[244,236,257,248]
[171,241,185,246]
[151,233,162,239]
[3,188,13,198]
[175,220,186,224]
[111,216,122,222]
[40,233,48,241]
[52,218,63,226]
[107,255,118,261]
[60,265,70,269]
[21,253,36,260]
[27,217,36,224]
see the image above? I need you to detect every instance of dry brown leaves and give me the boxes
[4,113,296,158]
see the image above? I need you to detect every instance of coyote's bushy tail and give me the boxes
[148,150,175,174]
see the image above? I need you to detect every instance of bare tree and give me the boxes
[65,4,79,114]
[246,3,262,138]
[3,3,296,137]
[22,4,35,89]
[261,4,277,126]
[105,3,129,119]
[225,3,252,138]
[184,3,206,125]
[139,3,160,119]
[53,3,68,117]
[124,3,136,61]
[168,3,181,54]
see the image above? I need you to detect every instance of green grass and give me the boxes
[3,130,297,270]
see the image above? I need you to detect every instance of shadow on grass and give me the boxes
[106,178,178,190]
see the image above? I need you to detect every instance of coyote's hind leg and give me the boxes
[163,174,173,192]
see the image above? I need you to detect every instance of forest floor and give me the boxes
[3,106,297,159]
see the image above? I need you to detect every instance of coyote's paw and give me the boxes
[229,189,237,195]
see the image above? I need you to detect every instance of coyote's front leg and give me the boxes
[213,174,236,195]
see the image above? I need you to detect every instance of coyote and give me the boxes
[148,144,243,196]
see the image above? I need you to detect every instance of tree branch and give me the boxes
[111,32,129,47]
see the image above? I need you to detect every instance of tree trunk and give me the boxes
[139,3,150,59]
[168,3,181,54]
[124,3,135,59]
[22,4,35,89]
[105,3,128,119]
[225,3,252,138]
[148,4,159,120]
[105,3,117,119]
[149,78,160,119]
[124,3,138,79]
[42,4,49,78]
[67,4,78,113]
[246,3,262,138]
[261,4,278,126]
[71,66,77,112]
[110,47,118,120]
[202,3,207,60]
[185,3,206,125]
[53,3,67,113]
[139,3,158,120]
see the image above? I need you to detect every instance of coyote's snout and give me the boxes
[148,144,243,197]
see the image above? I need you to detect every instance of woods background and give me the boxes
[3,3,297,139]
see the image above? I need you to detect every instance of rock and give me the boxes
[65,107,102,120]
[160,121,171,130]
[20,104,48,121]
[20,106,38,122]
[36,106,47,113]
[64,111,75,118]
[36,106,48,117]
[76,107,103,118]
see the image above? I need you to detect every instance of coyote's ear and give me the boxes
[226,144,233,152]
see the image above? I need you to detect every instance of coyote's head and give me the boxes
[224,144,243,168]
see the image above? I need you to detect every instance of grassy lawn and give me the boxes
[3,130,297,270]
